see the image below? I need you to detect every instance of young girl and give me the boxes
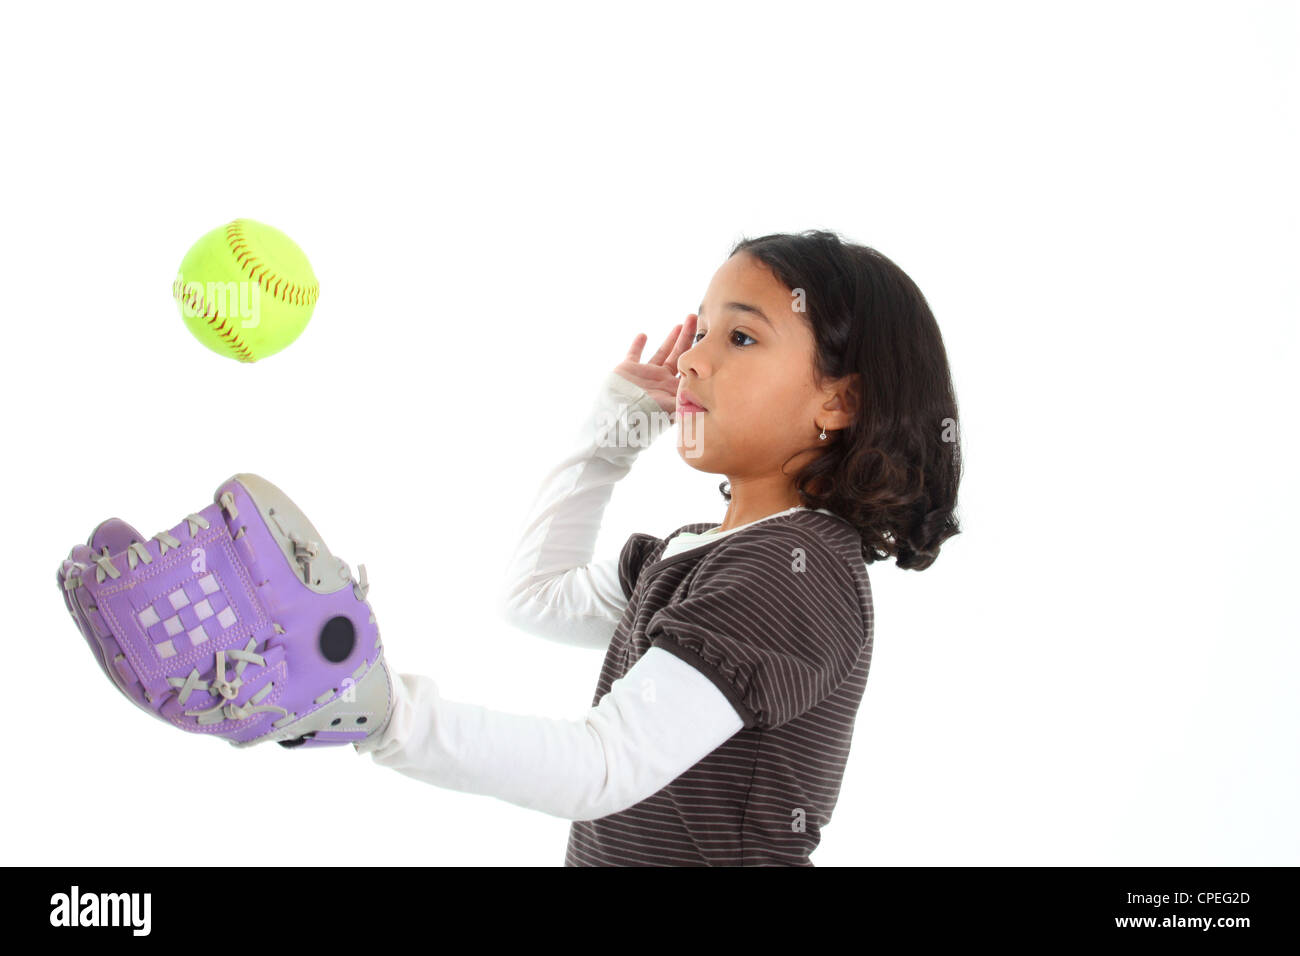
[356,230,962,866]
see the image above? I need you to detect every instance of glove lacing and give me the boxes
[286,527,370,601]
[91,514,210,583]
[169,640,289,724]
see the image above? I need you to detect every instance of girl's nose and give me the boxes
[679,345,705,379]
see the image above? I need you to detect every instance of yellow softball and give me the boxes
[172,219,319,363]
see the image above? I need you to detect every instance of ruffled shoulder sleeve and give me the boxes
[644,524,868,730]
[617,531,664,601]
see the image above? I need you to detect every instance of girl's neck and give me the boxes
[716,479,804,533]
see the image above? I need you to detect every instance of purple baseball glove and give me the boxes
[56,473,394,749]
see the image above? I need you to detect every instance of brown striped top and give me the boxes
[565,507,875,866]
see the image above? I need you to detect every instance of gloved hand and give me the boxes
[56,473,394,748]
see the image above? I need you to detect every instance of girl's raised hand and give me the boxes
[613,314,698,416]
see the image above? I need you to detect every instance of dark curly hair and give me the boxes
[718,230,962,571]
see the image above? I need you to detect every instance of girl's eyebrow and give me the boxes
[697,301,776,330]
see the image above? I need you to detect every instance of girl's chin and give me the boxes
[674,413,710,461]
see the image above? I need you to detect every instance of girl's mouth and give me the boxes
[677,387,709,414]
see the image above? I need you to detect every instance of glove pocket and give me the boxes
[86,505,281,724]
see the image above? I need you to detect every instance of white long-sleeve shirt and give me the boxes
[355,371,820,821]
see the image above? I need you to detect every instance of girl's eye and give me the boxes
[692,330,757,347]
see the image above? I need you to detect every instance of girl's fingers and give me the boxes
[665,314,697,370]
[647,324,682,367]
[627,315,694,373]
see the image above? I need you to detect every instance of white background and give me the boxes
[1,0,1295,866]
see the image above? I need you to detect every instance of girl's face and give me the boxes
[675,252,851,484]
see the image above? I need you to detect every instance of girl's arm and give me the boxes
[355,645,744,821]
[497,370,670,649]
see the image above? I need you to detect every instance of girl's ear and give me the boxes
[823,373,862,429]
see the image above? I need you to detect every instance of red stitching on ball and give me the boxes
[223,220,319,308]
[174,283,256,362]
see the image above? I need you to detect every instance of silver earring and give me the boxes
[819,425,827,440]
